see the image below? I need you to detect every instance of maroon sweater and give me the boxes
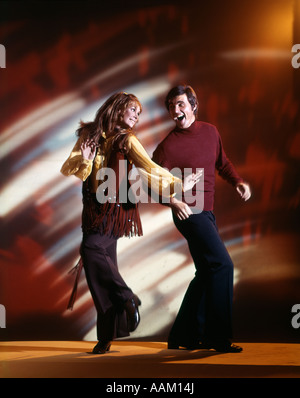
[152,121,243,211]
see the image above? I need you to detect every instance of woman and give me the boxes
[61,92,200,354]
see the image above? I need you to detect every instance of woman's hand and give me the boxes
[81,139,97,160]
[183,170,203,192]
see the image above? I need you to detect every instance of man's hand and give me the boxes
[169,196,193,220]
[236,182,251,201]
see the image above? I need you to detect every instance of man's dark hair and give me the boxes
[165,85,198,117]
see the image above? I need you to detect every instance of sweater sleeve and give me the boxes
[215,131,243,186]
[60,137,93,181]
[126,134,182,198]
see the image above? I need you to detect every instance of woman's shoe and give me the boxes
[125,295,141,332]
[92,341,111,354]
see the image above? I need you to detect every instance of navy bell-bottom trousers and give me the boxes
[169,210,234,345]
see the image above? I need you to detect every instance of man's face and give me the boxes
[168,94,196,129]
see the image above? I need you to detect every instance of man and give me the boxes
[152,85,251,353]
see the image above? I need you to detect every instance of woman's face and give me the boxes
[119,102,141,129]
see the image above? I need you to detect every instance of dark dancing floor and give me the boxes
[1,340,300,378]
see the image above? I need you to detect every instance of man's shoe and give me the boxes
[167,341,180,349]
[203,341,243,353]
[216,343,243,353]
[167,341,205,350]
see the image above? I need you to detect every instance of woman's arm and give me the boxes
[60,137,93,181]
[126,134,201,198]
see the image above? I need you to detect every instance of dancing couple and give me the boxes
[61,86,250,354]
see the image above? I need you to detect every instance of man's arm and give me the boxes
[215,129,251,202]
[163,196,193,220]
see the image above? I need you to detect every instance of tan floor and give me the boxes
[1,340,300,378]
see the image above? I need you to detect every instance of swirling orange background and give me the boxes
[0,0,299,342]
